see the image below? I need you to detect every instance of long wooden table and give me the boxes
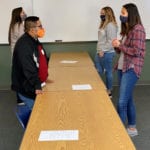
[20,91,135,150]
[19,51,136,150]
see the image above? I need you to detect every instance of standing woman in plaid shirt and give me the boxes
[112,3,146,137]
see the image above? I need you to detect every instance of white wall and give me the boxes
[0,0,150,43]
[0,0,33,43]
[33,0,150,42]
[98,0,150,39]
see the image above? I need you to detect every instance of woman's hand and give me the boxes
[112,39,121,47]
[99,51,104,57]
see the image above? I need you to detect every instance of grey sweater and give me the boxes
[97,22,117,53]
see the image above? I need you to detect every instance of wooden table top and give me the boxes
[48,51,94,67]
[43,66,106,91]
[20,91,135,150]
[20,51,135,150]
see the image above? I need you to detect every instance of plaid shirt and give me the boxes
[118,24,146,77]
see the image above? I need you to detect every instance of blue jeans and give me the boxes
[95,52,115,90]
[117,69,138,127]
[18,93,34,111]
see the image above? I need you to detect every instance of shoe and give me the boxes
[107,90,112,99]
[17,102,25,106]
[109,93,112,99]
[127,128,138,137]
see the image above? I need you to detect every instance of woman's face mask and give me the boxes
[100,9,105,22]
[120,7,128,23]
[100,15,106,21]
[120,15,128,23]
[20,10,27,21]
[21,14,27,21]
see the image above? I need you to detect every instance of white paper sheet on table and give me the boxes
[38,130,79,141]
[60,60,78,64]
[72,84,92,90]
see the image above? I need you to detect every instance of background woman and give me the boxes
[8,7,27,104]
[8,7,27,54]
[95,6,118,98]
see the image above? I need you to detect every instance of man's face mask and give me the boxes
[37,28,45,38]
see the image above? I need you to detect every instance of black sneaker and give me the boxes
[109,93,112,98]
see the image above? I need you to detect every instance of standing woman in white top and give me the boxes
[95,6,118,98]
[8,7,27,104]
[8,7,27,54]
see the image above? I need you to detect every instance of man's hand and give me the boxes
[46,79,54,83]
[35,89,43,95]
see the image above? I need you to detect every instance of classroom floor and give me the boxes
[0,85,150,150]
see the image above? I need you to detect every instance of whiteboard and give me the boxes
[0,0,150,43]
[0,0,33,43]
[33,0,100,42]
[33,0,150,42]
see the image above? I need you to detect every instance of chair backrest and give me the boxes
[15,105,31,129]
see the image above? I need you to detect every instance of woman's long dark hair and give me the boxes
[8,7,23,44]
[120,3,142,36]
